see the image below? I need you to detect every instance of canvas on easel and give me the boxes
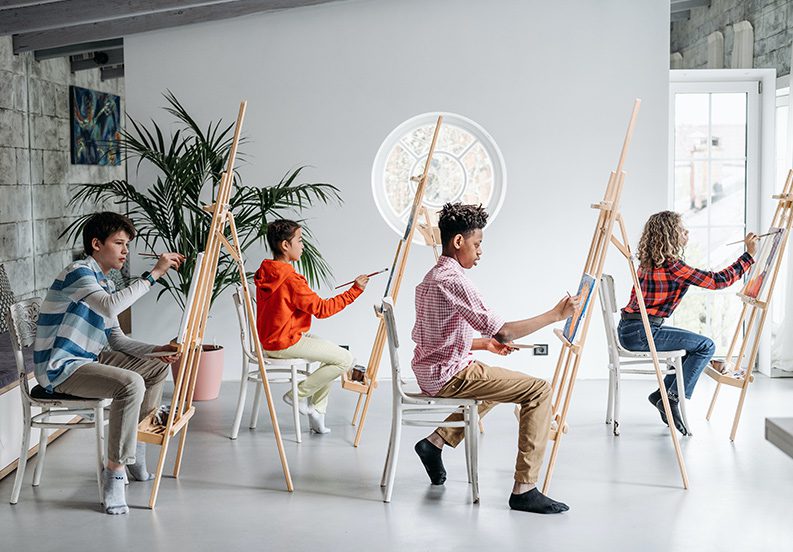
[541,100,689,494]
[342,115,444,448]
[562,272,595,343]
[137,101,293,508]
[705,172,793,441]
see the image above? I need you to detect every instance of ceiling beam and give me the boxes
[70,48,124,72]
[33,38,122,61]
[0,0,253,35]
[0,1,60,8]
[671,0,709,13]
[12,0,340,53]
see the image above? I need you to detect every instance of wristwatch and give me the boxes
[141,271,157,286]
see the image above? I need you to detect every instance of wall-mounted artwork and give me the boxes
[742,227,786,300]
[563,272,596,343]
[69,85,121,166]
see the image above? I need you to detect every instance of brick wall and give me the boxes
[0,37,123,300]
[670,0,792,74]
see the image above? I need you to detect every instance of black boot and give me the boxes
[654,393,688,435]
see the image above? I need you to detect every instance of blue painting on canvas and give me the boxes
[563,272,596,343]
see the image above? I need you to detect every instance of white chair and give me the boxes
[379,297,481,503]
[599,274,691,436]
[7,298,110,505]
[229,284,313,443]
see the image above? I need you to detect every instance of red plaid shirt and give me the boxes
[411,255,505,396]
[622,252,754,318]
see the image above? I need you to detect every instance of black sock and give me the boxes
[655,396,688,435]
[648,390,667,425]
[509,488,569,514]
[414,438,446,485]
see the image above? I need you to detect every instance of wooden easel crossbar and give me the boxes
[137,101,293,508]
[704,170,793,441]
[541,100,689,493]
[342,115,444,447]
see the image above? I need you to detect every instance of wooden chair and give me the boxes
[598,274,691,436]
[7,298,110,505]
[229,284,312,443]
[379,297,481,503]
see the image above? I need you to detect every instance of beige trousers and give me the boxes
[435,360,552,484]
[55,351,169,464]
[266,333,353,414]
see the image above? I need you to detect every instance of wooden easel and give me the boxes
[704,170,793,441]
[137,101,293,508]
[342,115,444,447]
[541,100,689,493]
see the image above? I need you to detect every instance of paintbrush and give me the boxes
[334,268,389,289]
[725,231,780,246]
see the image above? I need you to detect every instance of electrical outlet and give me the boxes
[533,344,548,356]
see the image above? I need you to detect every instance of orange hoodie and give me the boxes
[254,259,363,351]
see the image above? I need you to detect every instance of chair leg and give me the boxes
[383,405,402,503]
[249,380,263,430]
[613,366,621,436]
[463,407,472,484]
[469,405,480,504]
[381,400,400,488]
[10,401,32,504]
[675,359,692,436]
[230,358,250,439]
[32,408,50,487]
[606,365,615,424]
[94,406,105,503]
[291,365,301,443]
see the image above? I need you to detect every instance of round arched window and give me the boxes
[372,113,506,243]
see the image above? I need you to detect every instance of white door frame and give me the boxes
[669,68,776,376]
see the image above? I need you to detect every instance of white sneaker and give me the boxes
[283,391,315,416]
[308,411,330,434]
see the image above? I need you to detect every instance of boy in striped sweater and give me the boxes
[34,212,183,514]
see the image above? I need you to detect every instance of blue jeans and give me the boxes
[617,319,715,400]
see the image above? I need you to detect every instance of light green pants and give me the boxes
[266,333,353,414]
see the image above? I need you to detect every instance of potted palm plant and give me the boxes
[62,91,341,399]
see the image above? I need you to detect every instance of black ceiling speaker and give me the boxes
[93,51,109,65]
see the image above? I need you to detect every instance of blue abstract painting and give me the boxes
[69,85,121,166]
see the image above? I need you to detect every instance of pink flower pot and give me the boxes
[171,344,225,401]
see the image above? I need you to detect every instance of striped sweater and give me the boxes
[34,256,155,391]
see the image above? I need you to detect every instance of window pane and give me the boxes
[413,153,465,207]
[710,293,743,356]
[672,292,708,336]
[709,227,747,269]
[710,93,747,159]
[682,227,708,268]
[383,143,416,216]
[710,160,746,224]
[674,94,709,160]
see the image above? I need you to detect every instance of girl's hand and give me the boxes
[744,232,759,257]
[486,338,516,356]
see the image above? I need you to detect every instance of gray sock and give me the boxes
[127,442,153,481]
[102,469,129,515]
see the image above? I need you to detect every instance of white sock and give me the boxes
[308,411,330,434]
[283,391,316,416]
[102,469,129,515]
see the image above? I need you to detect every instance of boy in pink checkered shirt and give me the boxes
[411,203,577,514]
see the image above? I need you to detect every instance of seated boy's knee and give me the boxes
[537,380,552,401]
[121,372,146,400]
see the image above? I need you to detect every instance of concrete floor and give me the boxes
[3,375,793,552]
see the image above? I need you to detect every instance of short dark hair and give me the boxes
[438,203,488,246]
[82,212,136,256]
[266,219,301,255]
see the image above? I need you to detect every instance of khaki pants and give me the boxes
[266,334,353,414]
[55,351,169,464]
[435,360,551,484]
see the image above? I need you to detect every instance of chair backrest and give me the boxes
[6,297,41,397]
[598,274,622,363]
[381,297,409,400]
[232,283,257,360]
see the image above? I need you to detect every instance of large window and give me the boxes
[372,113,506,242]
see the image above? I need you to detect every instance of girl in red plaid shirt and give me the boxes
[617,211,758,435]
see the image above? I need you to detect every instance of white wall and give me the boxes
[125,0,670,381]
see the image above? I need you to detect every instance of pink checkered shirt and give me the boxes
[411,255,505,396]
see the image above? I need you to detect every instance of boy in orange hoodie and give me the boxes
[254,219,369,434]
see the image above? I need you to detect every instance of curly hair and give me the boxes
[437,203,489,246]
[636,211,686,268]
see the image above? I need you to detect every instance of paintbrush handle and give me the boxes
[334,268,389,289]
[725,231,776,246]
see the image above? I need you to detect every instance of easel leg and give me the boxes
[353,389,374,448]
[148,437,171,509]
[351,394,364,426]
[172,425,190,478]
[730,382,751,442]
[706,383,721,421]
